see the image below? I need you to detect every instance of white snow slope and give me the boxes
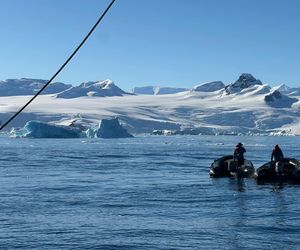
[192,81,225,92]
[0,74,300,135]
[132,86,188,95]
[0,78,71,96]
[55,80,133,98]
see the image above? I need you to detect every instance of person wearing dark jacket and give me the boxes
[234,142,246,167]
[271,144,284,175]
[271,144,284,162]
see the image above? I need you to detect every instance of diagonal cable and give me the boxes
[0,0,116,131]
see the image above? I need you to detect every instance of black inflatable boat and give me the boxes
[255,158,300,184]
[209,155,255,178]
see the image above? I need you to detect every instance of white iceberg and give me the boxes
[87,118,133,138]
[10,118,133,139]
[22,121,83,138]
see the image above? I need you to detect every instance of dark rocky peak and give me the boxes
[225,73,263,94]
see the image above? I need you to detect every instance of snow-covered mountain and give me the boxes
[55,80,133,98]
[132,86,188,95]
[191,81,225,92]
[0,78,132,98]
[0,78,71,96]
[272,84,300,96]
[0,73,300,136]
[224,73,263,95]
[264,90,298,108]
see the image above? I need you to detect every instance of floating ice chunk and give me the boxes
[92,117,133,138]
[11,118,133,139]
[23,121,83,138]
[85,118,133,138]
[9,127,27,138]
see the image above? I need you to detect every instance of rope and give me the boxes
[0,0,116,131]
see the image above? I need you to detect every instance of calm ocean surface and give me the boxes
[0,135,300,249]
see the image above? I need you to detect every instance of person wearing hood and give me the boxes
[271,144,284,176]
[234,142,246,167]
[271,144,284,163]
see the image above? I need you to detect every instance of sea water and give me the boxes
[0,135,300,249]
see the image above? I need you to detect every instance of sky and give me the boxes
[1,0,300,90]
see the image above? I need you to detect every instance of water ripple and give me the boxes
[1,135,300,249]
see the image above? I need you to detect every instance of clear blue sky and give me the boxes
[1,0,300,90]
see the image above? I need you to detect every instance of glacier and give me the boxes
[2,73,300,136]
[132,86,188,95]
[192,81,225,92]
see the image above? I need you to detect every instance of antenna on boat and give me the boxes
[0,0,116,131]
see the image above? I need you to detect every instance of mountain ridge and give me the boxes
[0,73,299,98]
[0,73,300,136]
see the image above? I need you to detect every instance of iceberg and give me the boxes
[22,121,83,138]
[10,118,133,139]
[88,118,133,138]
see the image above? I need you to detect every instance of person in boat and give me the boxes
[271,144,284,162]
[271,144,284,175]
[234,142,246,167]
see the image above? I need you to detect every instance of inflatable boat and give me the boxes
[255,158,300,184]
[209,155,255,178]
